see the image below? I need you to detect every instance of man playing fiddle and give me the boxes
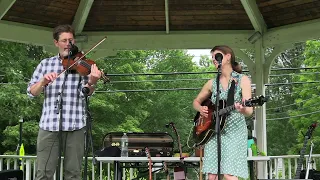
[27,24,101,180]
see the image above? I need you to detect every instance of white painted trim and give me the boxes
[72,0,94,34]
[0,0,16,20]
[240,0,267,33]
[264,18,320,46]
[165,0,169,34]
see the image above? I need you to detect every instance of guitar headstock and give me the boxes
[244,95,269,107]
[306,123,317,139]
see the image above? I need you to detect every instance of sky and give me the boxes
[187,49,211,65]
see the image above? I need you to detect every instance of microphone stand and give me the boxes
[305,141,314,179]
[16,118,23,168]
[56,44,72,180]
[82,87,97,180]
[215,61,222,180]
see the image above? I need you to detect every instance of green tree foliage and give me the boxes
[265,43,305,156]
[0,41,52,154]
[289,40,320,154]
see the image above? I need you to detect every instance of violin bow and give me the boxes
[49,36,107,84]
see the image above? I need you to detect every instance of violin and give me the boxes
[50,37,109,84]
[62,45,110,84]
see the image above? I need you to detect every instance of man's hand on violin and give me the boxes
[88,64,101,85]
[41,72,58,86]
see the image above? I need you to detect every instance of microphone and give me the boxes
[215,53,223,63]
[82,87,90,96]
[68,41,79,57]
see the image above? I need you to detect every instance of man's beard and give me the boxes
[60,50,69,58]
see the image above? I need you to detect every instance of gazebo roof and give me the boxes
[0,0,320,55]
[2,0,320,31]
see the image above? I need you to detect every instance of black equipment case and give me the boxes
[100,132,174,157]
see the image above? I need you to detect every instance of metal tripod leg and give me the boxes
[305,141,314,179]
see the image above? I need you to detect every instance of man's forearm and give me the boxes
[30,82,45,96]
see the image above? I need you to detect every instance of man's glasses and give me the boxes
[59,39,74,44]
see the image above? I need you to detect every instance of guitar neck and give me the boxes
[294,136,310,178]
[219,105,236,115]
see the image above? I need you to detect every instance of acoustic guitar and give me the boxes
[193,95,268,146]
[294,123,317,179]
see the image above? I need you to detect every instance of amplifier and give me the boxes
[300,169,320,180]
[102,132,174,157]
[0,169,23,180]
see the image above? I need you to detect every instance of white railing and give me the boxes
[269,154,320,179]
[1,154,319,180]
[0,155,111,180]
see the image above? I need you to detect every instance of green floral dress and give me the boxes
[203,71,248,178]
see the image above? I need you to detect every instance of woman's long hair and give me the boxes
[211,45,241,73]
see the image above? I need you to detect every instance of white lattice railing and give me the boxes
[0,155,108,180]
[1,154,320,180]
[269,154,320,179]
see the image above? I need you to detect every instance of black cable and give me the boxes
[266,110,320,121]
[266,95,319,111]
[98,67,320,77]
[267,100,320,116]
[93,81,320,93]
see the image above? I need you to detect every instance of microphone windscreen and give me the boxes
[215,53,223,62]
[82,87,90,95]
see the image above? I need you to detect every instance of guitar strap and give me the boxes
[226,80,236,107]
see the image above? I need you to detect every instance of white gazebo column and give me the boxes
[253,38,268,179]
[239,0,269,177]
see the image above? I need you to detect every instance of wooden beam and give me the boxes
[0,20,254,49]
[264,18,320,47]
[72,0,94,34]
[240,0,267,33]
[0,0,16,20]
[3,18,320,50]
[0,21,52,46]
[82,30,254,50]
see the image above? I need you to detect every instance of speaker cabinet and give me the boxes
[300,169,320,180]
[0,169,23,180]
